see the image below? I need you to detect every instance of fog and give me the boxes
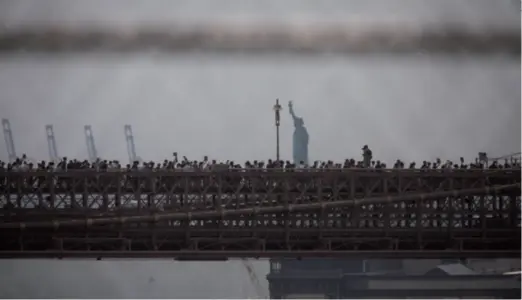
[0,54,519,164]
[0,0,519,30]
[0,259,270,298]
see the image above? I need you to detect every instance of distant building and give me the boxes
[267,260,521,299]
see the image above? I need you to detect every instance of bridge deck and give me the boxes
[0,170,520,259]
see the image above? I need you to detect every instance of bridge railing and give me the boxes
[1,167,521,174]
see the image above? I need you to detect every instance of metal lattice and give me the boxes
[0,169,519,259]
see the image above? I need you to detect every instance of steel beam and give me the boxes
[0,169,520,259]
[0,184,518,228]
[0,250,519,260]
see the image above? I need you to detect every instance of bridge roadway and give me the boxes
[0,169,520,259]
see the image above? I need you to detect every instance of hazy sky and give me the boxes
[0,0,519,29]
[0,259,270,298]
[0,54,519,164]
[0,1,520,299]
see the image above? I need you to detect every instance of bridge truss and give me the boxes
[0,169,520,259]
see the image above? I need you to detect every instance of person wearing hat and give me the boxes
[362,145,372,168]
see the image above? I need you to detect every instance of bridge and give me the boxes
[0,169,520,259]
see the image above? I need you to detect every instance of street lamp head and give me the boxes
[274,98,283,126]
[273,98,282,112]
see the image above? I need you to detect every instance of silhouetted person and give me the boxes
[362,145,372,168]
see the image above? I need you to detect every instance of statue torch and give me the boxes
[273,98,282,162]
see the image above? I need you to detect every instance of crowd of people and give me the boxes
[0,148,520,173]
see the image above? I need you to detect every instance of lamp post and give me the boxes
[273,98,282,161]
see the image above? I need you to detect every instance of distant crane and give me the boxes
[124,125,140,164]
[84,125,99,162]
[45,124,59,162]
[2,118,17,162]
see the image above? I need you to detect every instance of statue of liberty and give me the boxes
[288,101,309,166]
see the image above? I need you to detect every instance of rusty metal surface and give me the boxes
[0,169,520,259]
